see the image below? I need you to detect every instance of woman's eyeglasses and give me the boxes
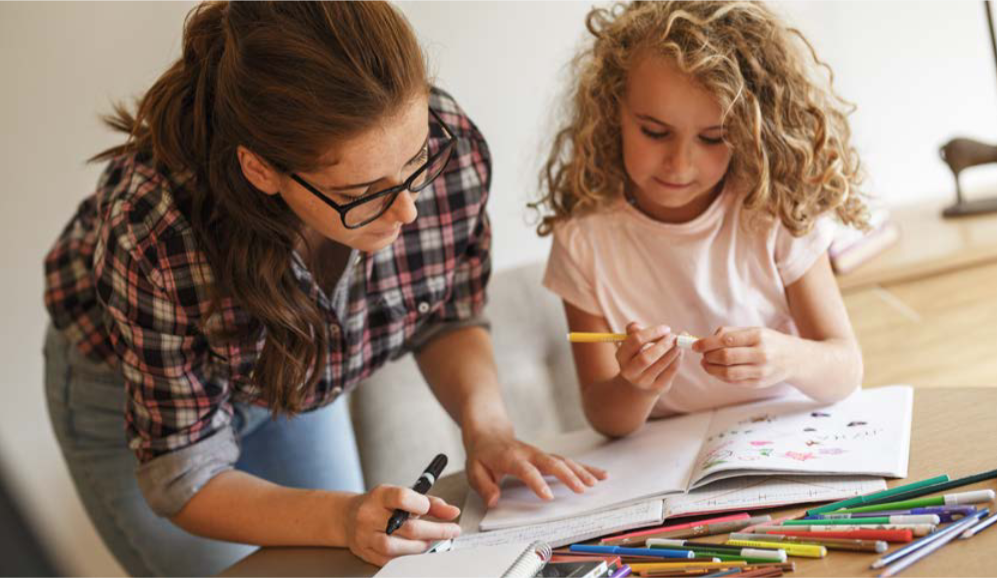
[291,108,458,229]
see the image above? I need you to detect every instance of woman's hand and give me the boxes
[693,326,798,388]
[344,486,462,567]
[462,427,608,508]
[616,322,683,394]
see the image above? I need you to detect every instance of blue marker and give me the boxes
[569,544,695,559]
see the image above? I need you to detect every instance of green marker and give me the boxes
[834,489,995,514]
[646,540,787,563]
[783,515,939,526]
[806,475,950,515]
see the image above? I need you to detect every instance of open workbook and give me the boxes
[480,385,912,531]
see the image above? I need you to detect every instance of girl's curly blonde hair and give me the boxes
[533,0,868,237]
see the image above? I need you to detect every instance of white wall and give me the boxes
[2,2,996,575]
[401,0,997,272]
[0,3,197,576]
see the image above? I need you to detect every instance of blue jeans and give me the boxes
[43,326,366,576]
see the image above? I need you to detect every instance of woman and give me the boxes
[43,2,604,575]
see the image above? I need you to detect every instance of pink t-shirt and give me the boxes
[543,185,835,417]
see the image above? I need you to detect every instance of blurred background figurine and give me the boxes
[939,1,997,217]
[939,137,997,217]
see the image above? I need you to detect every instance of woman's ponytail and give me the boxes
[91,2,228,171]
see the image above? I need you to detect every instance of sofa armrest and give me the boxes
[350,262,586,488]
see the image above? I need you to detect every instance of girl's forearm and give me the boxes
[581,375,663,438]
[171,469,356,547]
[788,336,863,402]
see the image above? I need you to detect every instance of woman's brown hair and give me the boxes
[533,1,867,237]
[93,1,428,414]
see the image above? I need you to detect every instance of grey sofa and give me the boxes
[349,261,589,488]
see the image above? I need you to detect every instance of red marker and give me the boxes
[756,529,913,542]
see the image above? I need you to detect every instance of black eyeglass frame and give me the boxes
[290,108,458,229]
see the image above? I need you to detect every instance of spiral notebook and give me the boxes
[374,540,552,578]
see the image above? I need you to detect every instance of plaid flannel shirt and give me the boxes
[43,89,492,516]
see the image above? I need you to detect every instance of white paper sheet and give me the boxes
[480,411,710,530]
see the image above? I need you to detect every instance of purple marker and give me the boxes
[808,505,976,522]
[610,565,633,578]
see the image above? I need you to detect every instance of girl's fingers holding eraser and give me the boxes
[676,334,698,349]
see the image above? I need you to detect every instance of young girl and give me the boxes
[535,1,867,439]
[43,2,603,574]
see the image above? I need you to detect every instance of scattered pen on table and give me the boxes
[870,509,988,569]
[753,528,914,542]
[876,509,989,577]
[858,467,997,508]
[961,510,997,539]
[806,474,950,516]
[730,532,888,553]
[601,514,751,546]
[618,516,772,545]
[646,539,786,562]
[756,523,934,537]
[833,489,995,514]
[569,544,696,559]
[724,539,826,559]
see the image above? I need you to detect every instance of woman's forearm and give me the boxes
[170,469,356,547]
[414,326,516,441]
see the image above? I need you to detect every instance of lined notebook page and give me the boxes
[374,541,548,578]
[663,475,887,517]
[454,498,663,550]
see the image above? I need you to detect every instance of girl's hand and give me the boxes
[693,326,797,388]
[616,322,683,393]
[463,427,608,508]
[344,486,462,567]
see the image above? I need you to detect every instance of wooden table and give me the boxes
[220,387,997,577]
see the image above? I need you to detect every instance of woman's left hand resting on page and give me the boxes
[462,425,608,508]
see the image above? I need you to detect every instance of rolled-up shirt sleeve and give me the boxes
[94,197,237,518]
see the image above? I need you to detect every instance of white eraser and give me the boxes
[891,514,940,525]
[742,549,787,562]
[646,538,685,547]
[676,334,698,349]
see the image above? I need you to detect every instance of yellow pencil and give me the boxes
[567,332,627,343]
[567,332,700,348]
[724,539,826,558]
